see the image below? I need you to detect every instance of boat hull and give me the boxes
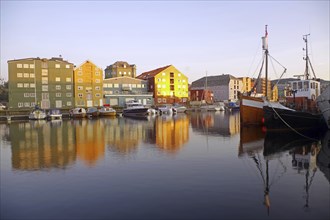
[99,111,116,117]
[263,106,326,133]
[240,95,264,125]
[123,108,149,117]
[316,85,330,129]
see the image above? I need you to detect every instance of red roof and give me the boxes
[136,65,171,80]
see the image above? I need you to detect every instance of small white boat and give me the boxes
[47,109,62,120]
[317,84,330,129]
[29,106,46,120]
[172,103,187,113]
[69,108,86,118]
[157,105,173,115]
[148,108,157,115]
[86,107,100,118]
[99,105,116,117]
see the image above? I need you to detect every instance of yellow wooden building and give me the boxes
[137,65,189,104]
[73,60,103,107]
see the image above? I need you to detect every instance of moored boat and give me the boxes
[29,106,47,120]
[86,107,100,118]
[99,104,116,117]
[47,109,62,120]
[172,103,187,113]
[240,26,286,125]
[69,108,86,118]
[123,100,149,117]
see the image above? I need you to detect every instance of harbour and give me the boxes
[1,111,329,220]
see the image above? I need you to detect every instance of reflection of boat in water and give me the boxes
[238,125,265,157]
[47,109,62,120]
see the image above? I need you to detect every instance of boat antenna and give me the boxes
[303,34,317,80]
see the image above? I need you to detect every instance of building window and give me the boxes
[78,71,82,75]
[66,64,70,69]
[119,71,122,75]
[30,93,35,97]
[95,71,100,76]
[17,64,22,68]
[41,62,48,68]
[78,93,83,98]
[162,72,166,76]
[24,83,29,88]
[157,84,161,88]
[78,78,83,83]
[170,72,174,77]
[18,102,23,107]
[55,64,60,68]
[56,85,61,90]
[30,64,35,69]
[17,73,23,78]
[95,86,100,90]
[78,86,83,90]
[66,85,72,90]
[56,77,61,82]
[42,77,48,84]
[30,73,35,78]
[95,93,101,97]
[24,73,29,78]
[24,93,30,97]
[95,79,100,83]
[42,69,48,76]
[128,72,131,75]
[41,85,48,91]
[114,84,119,88]
[30,83,35,88]
[67,101,72,106]
[66,93,72,97]
[158,98,162,103]
[42,93,49,99]
[23,64,29,68]
[178,73,181,77]
[132,84,136,88]
[17,83,23,88]
[56,93,61,97]
[137,84,141,88]
[66,77,71,82]
[163,98,166,103]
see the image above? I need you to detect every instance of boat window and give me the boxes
[292,82,297,90]
[298,82,302,90]
[304,81,309,90]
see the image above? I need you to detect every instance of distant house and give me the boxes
[74,60,103,107]
[103,76,153,107]
[190,74,242,102]
[136,65,189,105]
[104,61,136,79]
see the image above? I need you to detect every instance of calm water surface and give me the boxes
[1,112,329,220]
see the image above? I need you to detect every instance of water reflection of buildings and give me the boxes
[103,117,156,155]
[155,114,189,153]
[190,111,240,136]
[73,119,105,166]
[10,120,76,170]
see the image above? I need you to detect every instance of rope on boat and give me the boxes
[268,102,319,141]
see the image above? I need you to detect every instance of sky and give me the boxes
[1,0,329,83]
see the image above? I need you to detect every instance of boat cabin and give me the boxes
[285,79,320,112]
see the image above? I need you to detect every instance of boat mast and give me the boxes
[262,25,269,99]
[303,34,317,80]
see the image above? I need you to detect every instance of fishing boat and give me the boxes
[240,26,286,125]
[69,107,86,118]
[99,104,116,117]
[47,109,62,120]
[122,100,149,117]
[29,105,47,120]
[86,107,100,118]
[263,34,327,133]
[316,84,330,129]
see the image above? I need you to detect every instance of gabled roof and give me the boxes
[136,65,171,80]
[74,60,103,70]
[190,74,237,88]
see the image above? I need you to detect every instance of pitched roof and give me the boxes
[190,74,237,88]
[136,65,171,80]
